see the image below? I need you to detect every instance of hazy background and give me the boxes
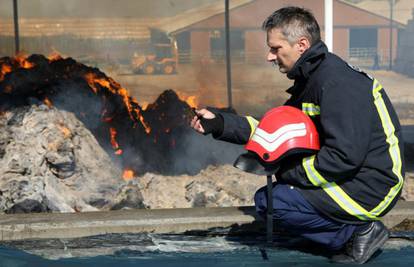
[1,0,414,119]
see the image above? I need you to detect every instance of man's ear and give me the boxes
[297,37,311,54]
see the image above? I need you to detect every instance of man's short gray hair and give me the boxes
[262,6,321,45]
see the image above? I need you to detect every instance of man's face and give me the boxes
[266,28,303,74]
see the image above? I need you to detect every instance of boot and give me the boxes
[331,221,389,264]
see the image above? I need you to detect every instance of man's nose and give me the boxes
[267,52,276,62]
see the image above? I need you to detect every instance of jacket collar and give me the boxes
[286,40,328,82]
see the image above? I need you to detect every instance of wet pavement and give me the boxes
[0,233,414,266]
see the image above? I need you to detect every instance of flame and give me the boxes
[122,169,135,181]
[0,64,12,81]
[48,52,62,62]
[118,87,134,120]
[177,91,198,108]
[43,97,53,108]
[15,53,35,69]
[84,73,100,94]
[186,96,198,108]
[109,127,122,155]
[96,78,111,91]
[141,101,149,111]
[57,123,72,139]
[138,112,151,134]
[83,72,152,134]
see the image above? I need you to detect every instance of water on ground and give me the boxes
[1,233,414,267]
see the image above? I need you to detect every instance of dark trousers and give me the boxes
[254,183,357,250]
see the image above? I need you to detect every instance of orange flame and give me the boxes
[122,169,135,181]
[43,97,53,108]
[118,87,135,120]
[141,101,149,111]
[48,52,62,62]
[0,64,12,81]
[177,92,198,108]
[186,96,198,108]
[57,123,72,139]
[109,127,123,155]
[83,72,152,134]
[15,54,35,69]
[138,113,151,134]
[84,73,99,94]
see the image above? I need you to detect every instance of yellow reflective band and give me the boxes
[302,103,320,116]
[370,79,404,216]
[302,155,377,221]
[245,116,259,139]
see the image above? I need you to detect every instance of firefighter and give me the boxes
[190,6,404,264]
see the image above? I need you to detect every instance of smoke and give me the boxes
[0,0,219,18]
[50,82,103,131]
[0,0,220,18]
[1,54,247,176]
[172,131,244,175]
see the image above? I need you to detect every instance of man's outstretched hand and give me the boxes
[190,108,216,134]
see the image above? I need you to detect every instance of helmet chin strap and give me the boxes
[266,174,274,243]
[234,106,320,244]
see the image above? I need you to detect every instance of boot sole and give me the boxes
[356,228,389,264]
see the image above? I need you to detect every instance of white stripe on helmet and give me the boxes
[251,123,307,152]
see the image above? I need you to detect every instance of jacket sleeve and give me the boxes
[279,77,373,187]
[214,112,258,145]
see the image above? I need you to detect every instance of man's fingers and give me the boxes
[190,108,215,134]
[190,116,197,127]
[190,115,205,134]
[194,120,205,133]
[196,108,215,119]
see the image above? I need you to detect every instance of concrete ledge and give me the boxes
[0,201,414,241]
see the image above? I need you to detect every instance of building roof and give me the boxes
[0,0,252,39]
[0,0,406,40]
[340,0,414,25]
[154,0,253,34]
[0,18,156,40]
[0,0,218,19]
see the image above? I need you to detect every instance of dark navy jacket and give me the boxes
[215,41,405,224]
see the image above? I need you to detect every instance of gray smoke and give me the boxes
[0,0,219,18]
[172,130,244,175]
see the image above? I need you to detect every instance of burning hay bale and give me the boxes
[0,54,242,176]
[0,53,247,213]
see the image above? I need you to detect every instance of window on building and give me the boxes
[176,31,191,63]
[349,28,378,58]
[210,29,245,62]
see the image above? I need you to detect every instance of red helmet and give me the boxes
[234,106,320,175]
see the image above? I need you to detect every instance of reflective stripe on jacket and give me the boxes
[215,41,404,224]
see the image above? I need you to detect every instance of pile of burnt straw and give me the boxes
[0,54,243,213]
[0,54,242,175]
